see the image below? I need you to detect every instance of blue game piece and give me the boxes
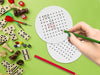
[14,45,17,48]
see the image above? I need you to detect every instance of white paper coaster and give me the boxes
[35,6,73,43]
[47,40,81,63]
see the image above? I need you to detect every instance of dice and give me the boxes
[18,1,25,7]
[21,14,27,19]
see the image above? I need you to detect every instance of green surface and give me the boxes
[0,0,100,75]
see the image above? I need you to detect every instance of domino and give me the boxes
[8,30,17,41]
[0,7,6,16]
[6,64,18,75]
[18,30,30,40]
[0,19,7,30]
[3,25,15,34]
[0,5,11,16]
[12,68,24,75]
[0,34,9,44]
[3,5,11,12]
[1,60,11,69]
[3,25,17,41]
[22,49,30,60]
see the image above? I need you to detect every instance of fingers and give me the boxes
[69,22,93,34]
[69,33,97,57]
[69,33,84,49]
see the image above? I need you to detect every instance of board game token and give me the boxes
[18,1,25,7]
[17,60,24,65]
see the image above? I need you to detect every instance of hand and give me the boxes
[69,22,100,66]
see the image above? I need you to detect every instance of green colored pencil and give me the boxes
[64,30,100,44]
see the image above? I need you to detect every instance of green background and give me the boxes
[0,0,100,75]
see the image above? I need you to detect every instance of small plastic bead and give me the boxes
[19,42,23,45]
[17,44,21,47]
[27,44,31,48]
[14,45,17,48]
[18,1,25,7]
[23,44,27,48]
[15,41,19,44]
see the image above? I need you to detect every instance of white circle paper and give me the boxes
[47,40,81,63]
[35,6,73,43]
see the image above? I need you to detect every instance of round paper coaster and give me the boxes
[47,40,81,63]
[35,6,73,43]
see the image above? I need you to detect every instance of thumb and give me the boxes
[69,33,84,49]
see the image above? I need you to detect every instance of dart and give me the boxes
[6,12,24,30]
[5,16,31,26]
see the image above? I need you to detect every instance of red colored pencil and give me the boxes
[34,55,77,75]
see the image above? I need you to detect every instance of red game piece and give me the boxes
[18,1,25,7]
[8,0,14,4]
[21,14,27,19]
[15,41,19,44]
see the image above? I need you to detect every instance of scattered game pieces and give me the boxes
[8,0,14,4]
[9,50,20,61]
[35,6,73,43]
[0,51,7,57]
[21,14,27,19]
[15,41,19,44]
[18,1,25,7]
[3,25,17,41]
[2,43,13,53]
[14,8,28,16]
[0,19,7,30]
[12,68,24,75]
[27,44,31,48]
[0,5,11,16]
[1,60,24,75]
[22,44,26,47]
[0,0,4,5]
[0,34,9,44]
[11,3,22,10]
[19,41,23,45]
[22,49,30,60]
[34,55,76,75]
[18,30,30,40]
[17,60,24,65]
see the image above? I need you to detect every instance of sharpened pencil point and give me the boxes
[61,30,64,32]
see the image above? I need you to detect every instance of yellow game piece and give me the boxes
[20,42,23,45]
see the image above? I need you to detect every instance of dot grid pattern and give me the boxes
[35,6,73,43]
[47,40,81,63]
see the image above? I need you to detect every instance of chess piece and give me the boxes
[14,8,28,16]
[0,73,4,75]
[0,51,7,57]
[11,3,22,10]
[9,50,20,61]
[2,43,13,53]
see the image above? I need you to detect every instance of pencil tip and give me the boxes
[61,30,64,32]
